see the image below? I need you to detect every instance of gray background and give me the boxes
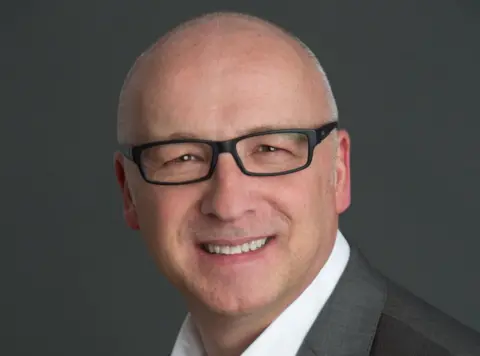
[5,0,479,355]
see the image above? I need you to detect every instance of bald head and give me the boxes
[114,13,351,333]
[116,11,338,144]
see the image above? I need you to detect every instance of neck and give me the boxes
[191,310,271,356]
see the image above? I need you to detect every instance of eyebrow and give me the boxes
[164,124,299,141]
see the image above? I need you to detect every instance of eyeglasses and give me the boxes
[120,121,338,185]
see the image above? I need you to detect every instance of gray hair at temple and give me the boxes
[295,36,340,155]
[294,36,339,123]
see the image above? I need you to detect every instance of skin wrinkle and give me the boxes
[114,11,351,356]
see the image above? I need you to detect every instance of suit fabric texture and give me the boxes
[295,246,480,356]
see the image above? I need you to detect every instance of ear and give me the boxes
[334,130,351,214]
[114,151,140,230]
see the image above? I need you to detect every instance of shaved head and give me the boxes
[116,11,338,144]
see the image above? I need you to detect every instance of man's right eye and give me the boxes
[167,154,201,164]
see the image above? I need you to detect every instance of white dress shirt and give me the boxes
[170,229,350,356]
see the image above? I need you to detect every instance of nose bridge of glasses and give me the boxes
[213,139,245,170]
[216,138,237,154]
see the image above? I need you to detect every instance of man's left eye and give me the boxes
[258,145,278,152]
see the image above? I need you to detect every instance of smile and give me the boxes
[201,237,273,255]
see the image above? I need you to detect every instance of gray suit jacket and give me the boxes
[296,246,480,356]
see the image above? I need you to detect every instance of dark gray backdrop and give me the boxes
[5,1,479,355]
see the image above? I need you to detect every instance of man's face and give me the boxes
[116,39,350,316]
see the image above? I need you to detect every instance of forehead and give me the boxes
[131,35,331,143]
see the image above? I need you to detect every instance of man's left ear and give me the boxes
[334,130,351,214]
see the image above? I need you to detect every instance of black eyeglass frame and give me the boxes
[120,121,338,185]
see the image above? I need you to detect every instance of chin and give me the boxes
[197,285,282,317]
[207,298,271,317]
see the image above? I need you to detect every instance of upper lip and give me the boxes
[198,236,273,246]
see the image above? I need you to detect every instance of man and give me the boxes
[114,11,480,356]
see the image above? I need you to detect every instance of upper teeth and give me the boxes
[205,238,268,255]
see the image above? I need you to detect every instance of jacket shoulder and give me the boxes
[371,280,480,356]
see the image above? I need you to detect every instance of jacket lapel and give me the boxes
[296,246,387,356]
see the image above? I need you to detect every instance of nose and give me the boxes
[200,154,255,222]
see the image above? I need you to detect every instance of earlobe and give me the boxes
[114,152,140,230]
[124,201,140,230]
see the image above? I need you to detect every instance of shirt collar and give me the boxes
[170,229,350,356]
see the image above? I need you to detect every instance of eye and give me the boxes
[174,154,199,162]
[257,145,279,153]
[162,154,201,166]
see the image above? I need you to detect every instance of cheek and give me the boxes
[134,187,202,282]
[135,187,197,241]
[275,169,335,246]
[278,169,333,217]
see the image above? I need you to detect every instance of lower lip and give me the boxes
[196,236,276,265]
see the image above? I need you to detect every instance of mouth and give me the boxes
[199,236,275,256]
